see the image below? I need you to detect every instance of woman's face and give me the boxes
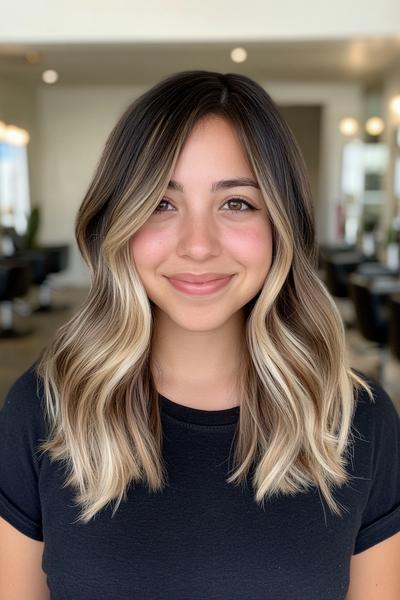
[130,115,273,331]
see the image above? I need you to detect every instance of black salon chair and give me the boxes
[30,245,70,312]
[323,251,365,298]
[318,242,357,271]
[348,273,400,384]
[320,251,366,330]
[0,257,34,338]
[355,261,400,278]
[388,293,400,362]
[12,245,71,313]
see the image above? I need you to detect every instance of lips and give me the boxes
[167,273,233,283]
[166,274,234,295]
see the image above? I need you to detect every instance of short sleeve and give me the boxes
[0,364,46,541]
[353,374,400,554]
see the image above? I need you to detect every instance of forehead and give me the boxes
[173,116,255,181]
[186,115,242,146]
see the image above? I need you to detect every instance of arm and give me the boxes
[346,530,400,600]
[0,516,50,600]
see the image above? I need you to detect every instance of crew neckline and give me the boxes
[158,393,240,426]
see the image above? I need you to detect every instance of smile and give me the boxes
[166,275,235,296]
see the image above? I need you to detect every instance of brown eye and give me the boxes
[153,197,258,214]
[222,198,256,212]
[153,199,174,213]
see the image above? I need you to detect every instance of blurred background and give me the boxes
[0,1,400,411]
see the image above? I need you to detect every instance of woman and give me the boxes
[0,70,399,599]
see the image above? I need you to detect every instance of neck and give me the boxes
[150,308,246,409]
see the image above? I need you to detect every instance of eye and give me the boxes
[153,197,258,213]
[221,197,257,212]
[153,199,174,213]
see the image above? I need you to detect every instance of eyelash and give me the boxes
[153,197,257,214]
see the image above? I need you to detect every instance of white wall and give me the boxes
[36,84,148,285]
[34,79,364,286]
[1,0,399,42]
[279,105,322,208]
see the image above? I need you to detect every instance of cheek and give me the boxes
[226,222,273,268]
[130,227,169,269]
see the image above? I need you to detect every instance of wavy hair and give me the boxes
[36,70,374,524]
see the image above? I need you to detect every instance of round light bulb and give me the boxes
[42,69,58,84]
[339,118,359,136]
[230,47,247,63]
[365,116,384,136]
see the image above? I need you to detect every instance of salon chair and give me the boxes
[30,244,71,312]
[318,242,357,271]
[0,257,34,338]
[11,245,71,313]
[348,273,400,385]
[388,293,400,362]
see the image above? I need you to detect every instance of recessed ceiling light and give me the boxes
[42,69,58,84]
[365,117,384,136]
[339,118,359,136]
[230,47,247,63]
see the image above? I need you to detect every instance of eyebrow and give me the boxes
[167,177,260,192]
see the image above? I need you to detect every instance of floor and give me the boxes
[0,284,88,402]
[1,280,399,412]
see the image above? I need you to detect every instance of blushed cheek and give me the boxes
[226,222,273,270]
[130,227,169,269]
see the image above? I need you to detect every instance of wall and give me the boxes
[279,105,321,217]
[36,84,147,285]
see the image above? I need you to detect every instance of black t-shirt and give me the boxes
[0,363,399,600]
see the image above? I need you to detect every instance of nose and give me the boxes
[176,213,221,258]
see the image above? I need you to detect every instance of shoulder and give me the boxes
[348,371,400,558]
[349,369,400,485]
[3,362,42,402]
[351,369,399,432]
[346,369,400,483]
[1,361,48,446]
[0,362,47,541]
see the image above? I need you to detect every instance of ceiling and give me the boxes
[0,37,399,87]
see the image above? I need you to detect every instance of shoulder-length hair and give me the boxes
[36,70,373,524]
